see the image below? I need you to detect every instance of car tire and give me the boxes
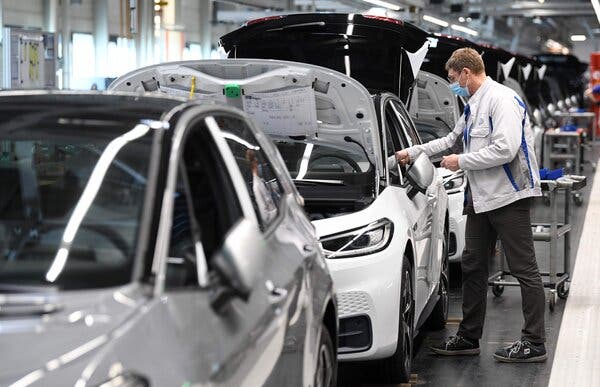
[380,256,413,384]
[426,226,450,330]
[314,322,337,387]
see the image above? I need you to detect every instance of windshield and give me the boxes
[0,119,153,290]
[273,138,375,219]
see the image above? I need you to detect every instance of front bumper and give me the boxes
[448,191,466,262]
[327,247,403,361]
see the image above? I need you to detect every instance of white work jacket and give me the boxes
[407,77,541,213]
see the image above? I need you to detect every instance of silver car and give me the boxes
[0,92,337,387]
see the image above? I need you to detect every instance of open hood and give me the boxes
[219,13,430,103]
[109,59,383,173]
[422,34,482,79]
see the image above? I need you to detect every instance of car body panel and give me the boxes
[0,93,335,387]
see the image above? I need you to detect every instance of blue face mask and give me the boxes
[449,82,470,97]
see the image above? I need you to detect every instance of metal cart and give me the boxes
[553,111,597,143]
[542,131,586,206]
[488,175,587,311]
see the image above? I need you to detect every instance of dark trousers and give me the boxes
[457,198,546,344]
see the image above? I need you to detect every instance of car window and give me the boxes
[384,102,406,185]
[0,124,153,290]
[166,119,243,289]
[216,116,284,231]
[392,100,421,146]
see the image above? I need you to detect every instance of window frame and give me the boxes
[152,106,262,296]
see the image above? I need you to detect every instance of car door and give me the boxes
[381,96,433,318]
[392,99,446,299]
[214,112,322,386]
[153,106,290,387]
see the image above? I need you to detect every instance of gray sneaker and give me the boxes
[493,340,547,363]
[430,335,480,356]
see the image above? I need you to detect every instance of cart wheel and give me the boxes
[549,290,557,311]
[557,282,569,299]
[573,194,583,207]
[492,285,504,297]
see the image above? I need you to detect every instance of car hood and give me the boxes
[109,58,384,174]
[0,284,149,386]
[219,13,431,103]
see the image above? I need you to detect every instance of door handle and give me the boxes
[265,280,288,305]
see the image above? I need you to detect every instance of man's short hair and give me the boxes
[445,48,485,75]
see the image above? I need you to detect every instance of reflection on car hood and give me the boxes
[0,284,148,386]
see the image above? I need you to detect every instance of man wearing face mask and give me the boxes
[396,48,546,363]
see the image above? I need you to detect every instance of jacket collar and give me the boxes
[466,76,493,109]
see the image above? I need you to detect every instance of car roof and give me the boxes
[0,90,187,123]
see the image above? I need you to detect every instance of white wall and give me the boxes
[572,39,599,64]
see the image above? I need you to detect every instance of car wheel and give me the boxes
[314,322,337,387]
[426,226,450,330]
[381,257,413,384]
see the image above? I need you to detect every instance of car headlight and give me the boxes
[443,174,465,193]
[320,218,393,258]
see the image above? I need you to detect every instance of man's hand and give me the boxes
[441,154,460,171]
[395,150,411,166]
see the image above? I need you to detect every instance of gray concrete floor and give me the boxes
[337,145,600,387]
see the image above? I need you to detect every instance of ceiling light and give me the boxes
[451,24,479,36]
[570,34,587,42]
[538,0,545,3]
[466,17,472,22]
[593,0,600,25]
[458,16,465,22]
[363,0,401,11]
[423,14,449,27]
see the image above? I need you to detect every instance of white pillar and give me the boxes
[61,0,71,89]
[43,0,58,32]
[135,0,154,67]
[93,0,108,78]
[199,0,212,59]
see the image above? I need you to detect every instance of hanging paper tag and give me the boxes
[242,86,318,136]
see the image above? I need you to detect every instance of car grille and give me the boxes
[339,315,372,353]
[337,291,371,317]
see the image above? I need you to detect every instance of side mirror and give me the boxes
[407,153,435,195]
[210,219,266,312]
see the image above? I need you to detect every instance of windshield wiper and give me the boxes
[293,179,346,186]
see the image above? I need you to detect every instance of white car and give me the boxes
[109,58,450,384]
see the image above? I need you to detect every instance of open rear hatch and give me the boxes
[219,13,430,104]
[109,59,384,177]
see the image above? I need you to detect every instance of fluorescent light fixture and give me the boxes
[363,0,401,11]
[571,34,587,42]
[458,16,465,22]
[593,0,600,25]
[423,14,449,27]
[451,24,479,36]
[538,0,545,3]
